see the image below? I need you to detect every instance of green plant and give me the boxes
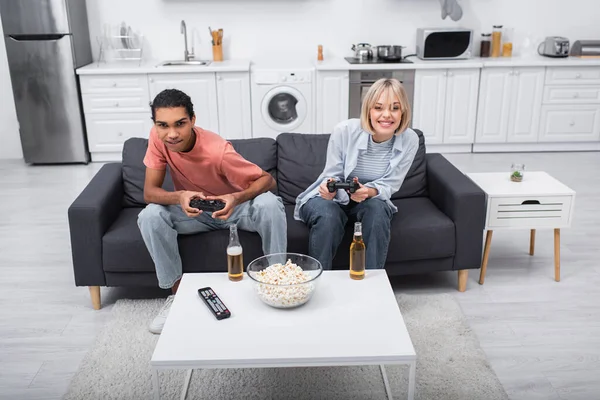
[511,170,522,178]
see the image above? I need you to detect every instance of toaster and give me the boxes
[538,36,570,58]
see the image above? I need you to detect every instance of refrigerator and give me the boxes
[0,0,92,164]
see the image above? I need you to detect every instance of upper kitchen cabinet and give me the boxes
[476,67,545,143]
[412,68,480,145]
[316,71,349,133]
[148,73,219,134]
[215,72,252,140]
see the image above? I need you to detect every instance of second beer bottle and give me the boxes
[227,224,244,281]
[349,222,366,280]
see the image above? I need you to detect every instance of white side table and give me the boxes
[466,171,576,283]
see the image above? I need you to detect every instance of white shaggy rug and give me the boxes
[64,293,508,400]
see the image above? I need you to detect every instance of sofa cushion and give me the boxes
[284,196,454,268]
[121,136,278,208]
[277,133,331,205]
[122,138,174,208]
[276,130,428,205]
[387,197,455,262]
[102,207,264,273]
[391,129,428,200]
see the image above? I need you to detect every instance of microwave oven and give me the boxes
[416,28,473,60]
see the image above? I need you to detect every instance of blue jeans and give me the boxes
[299,196,393,270]
[137,192,287,289]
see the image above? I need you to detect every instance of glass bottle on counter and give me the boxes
[349,222,366,280]
[491,25,503,57]
[227,224,244,281]
[480,33,491,57]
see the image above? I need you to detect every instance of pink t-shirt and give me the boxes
[143,126,263,196]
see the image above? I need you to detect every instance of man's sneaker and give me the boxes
[149,295,175,334]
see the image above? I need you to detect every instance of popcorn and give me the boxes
[251,259,315,308]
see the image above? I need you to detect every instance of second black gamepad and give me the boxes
[189,199,226,212]
[327,179,360,194]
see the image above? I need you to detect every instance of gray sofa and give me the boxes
[68,130,486,309]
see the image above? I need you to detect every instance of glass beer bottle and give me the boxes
[227,224,244,282]
[349,222,366,280]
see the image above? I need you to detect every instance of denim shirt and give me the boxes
[294,118,419,221]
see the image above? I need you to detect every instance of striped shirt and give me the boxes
[349,134,395,183]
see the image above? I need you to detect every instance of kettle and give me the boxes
[538,36,570,58]
[351,43,373,60]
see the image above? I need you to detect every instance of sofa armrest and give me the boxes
[68,163,124,286]
[426,154,486,270]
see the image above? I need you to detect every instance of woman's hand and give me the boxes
[318,178,336,201]
[349,178,370,203]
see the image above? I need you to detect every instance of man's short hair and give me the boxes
[150,89,195,122]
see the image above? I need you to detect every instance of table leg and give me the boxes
[180,369,193,400]
[408,361,416,400]
[152,368,160,400]
[529,229,536,255]
[554,228,560,282]
[479,230,493,285]
[380,365,393,400]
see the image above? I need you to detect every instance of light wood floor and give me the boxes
[1,151,599,400]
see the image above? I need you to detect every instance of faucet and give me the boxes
[180,20,195,61]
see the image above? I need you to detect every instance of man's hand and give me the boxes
[179,191,206,217]
[318,178,336,201]
[205,193,239,220]
[349,178,370,203]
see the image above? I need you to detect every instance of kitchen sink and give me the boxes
[157,60,211,67]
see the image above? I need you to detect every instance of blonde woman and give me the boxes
[294,78,419,270]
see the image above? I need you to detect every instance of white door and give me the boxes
[216,72,252,140]
[475,68,513,143]
[443,69,480,144]
[316,71,349,133]
[148,73,219,134]
[413,70,446,144]
[507,67,545,142]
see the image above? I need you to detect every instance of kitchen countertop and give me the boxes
[314,55,600,70]
[76,59,251,75]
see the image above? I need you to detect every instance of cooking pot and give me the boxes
[376,45,405,61]
[351,43,374,60]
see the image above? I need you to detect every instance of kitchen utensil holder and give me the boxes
[212,44,223,62]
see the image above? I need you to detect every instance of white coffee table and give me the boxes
[151,270,416,400]
[467,171,576,283]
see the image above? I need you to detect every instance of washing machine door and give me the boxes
[261,86,307,132]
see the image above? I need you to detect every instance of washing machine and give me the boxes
[251,65,314,139]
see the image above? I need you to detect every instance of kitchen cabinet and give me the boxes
[316,71,349,133]
[148,73,219,134]
[412,68,479,144]
[475,67,545,143]
[215,72,252,140]
[86,113,153,154]
[80,74,152,161]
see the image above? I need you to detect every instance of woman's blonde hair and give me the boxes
[360,78,411,135]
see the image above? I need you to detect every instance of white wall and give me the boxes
[86,0,600,62]
[1,0,599,160]
[0,20,23,160]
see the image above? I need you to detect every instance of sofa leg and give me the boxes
[89,286,101,310]
[457,270,468,292]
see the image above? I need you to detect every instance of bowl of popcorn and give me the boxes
[246,253,323,309]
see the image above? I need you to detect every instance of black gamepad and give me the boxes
[189,199,226,212]
[327,179,360,194]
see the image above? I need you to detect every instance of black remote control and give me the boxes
[198,287,231,320]
[189,199,226,212]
